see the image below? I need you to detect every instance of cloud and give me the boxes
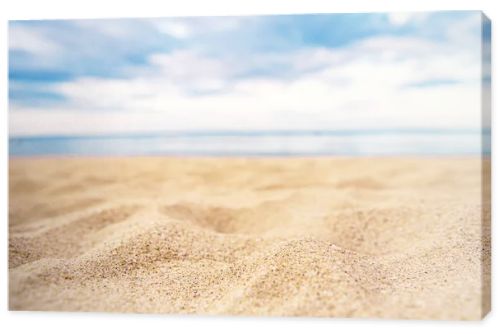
[8,12,484,136]
[148,50,231,92]
[153,16,243,40]
[8,25,61,55]
[8,19,179,83]
[387,12,429,26]
[155,21,192,39]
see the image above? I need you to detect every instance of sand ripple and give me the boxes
[9,157,490,319]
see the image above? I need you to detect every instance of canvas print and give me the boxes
[8,11,491,320]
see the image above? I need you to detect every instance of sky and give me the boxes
[8,11,487,137]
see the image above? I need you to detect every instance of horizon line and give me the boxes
[9,127,490,140]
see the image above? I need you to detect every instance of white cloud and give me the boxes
[148,50,230,91]
[9,25,61,55]
[9,15,483,136]
[73,20,150,39]
[153,17,242,39]
[155,21,192,39]
[387,12,429,26]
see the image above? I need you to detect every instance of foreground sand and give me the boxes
[9,157,490,319]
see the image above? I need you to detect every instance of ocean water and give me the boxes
[9,129,490,156]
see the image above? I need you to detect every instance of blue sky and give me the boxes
[9,11,486,136]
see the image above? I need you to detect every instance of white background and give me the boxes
[0,0,498,333]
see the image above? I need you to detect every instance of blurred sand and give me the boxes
[8,157,490,319]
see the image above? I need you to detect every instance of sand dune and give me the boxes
[8,157,490,319]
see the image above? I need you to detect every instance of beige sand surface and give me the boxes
[8,157,490,319]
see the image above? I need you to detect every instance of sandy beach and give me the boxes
[8,157,490,319]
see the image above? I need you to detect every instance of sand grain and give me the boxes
[8,157,490,319]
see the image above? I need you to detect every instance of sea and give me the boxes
[9,129,491,156]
